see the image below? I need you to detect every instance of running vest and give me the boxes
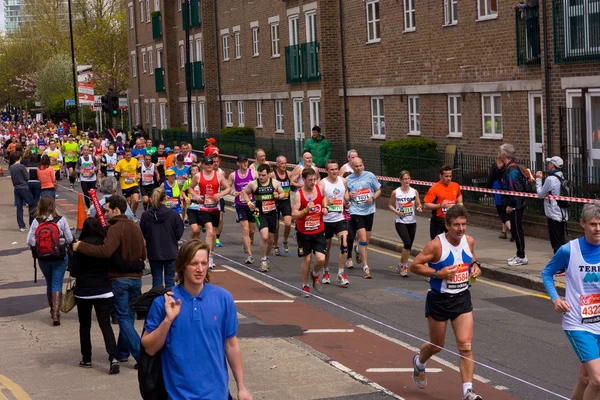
[79,156,96,181]
[296,186,324,235]
[274,169,291,201]
[322,177,345,223]
[428,234,473,295]
[394,187,418,224]
[103,153,118,177]
[234,169,254,206]
[163,181,181,210]
[63,142,79,162]
[45,149,61,171]
[116,145,125,160]
[296,164,319,187]
[199,171,220,212]
[563,239,600,334]
[254,178,277,215]
[183,153,194,167]
[141,163,156,186]
[173,166,189,187]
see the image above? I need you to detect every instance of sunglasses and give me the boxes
[203,161,214,165]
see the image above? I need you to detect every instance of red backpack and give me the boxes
[34,217,66,260]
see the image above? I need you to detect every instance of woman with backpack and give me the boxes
[26,195,73,326]
[71,217,120,374]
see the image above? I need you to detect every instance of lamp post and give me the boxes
[67,0,78,116]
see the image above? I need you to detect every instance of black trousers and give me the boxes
[548,218,567,254]
[75,297,118,362]
[80,180,96,208]
[429,217,447,240]
[509,208,526,258]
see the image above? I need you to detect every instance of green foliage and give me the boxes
[35,55,74,114]
[220,127,255,137]
[380,138,441,181]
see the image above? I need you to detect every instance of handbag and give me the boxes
[60,275,76,313]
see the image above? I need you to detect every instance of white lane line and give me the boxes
[221,264,296,299]
[494,385,510,391]
[357,324,491,384]
[210,269,227,272]
[366,367,443,373]
[234,300,295,304]
[329,361,405,400]
[304,329,354,334]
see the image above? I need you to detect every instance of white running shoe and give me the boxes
[508,256,528,266]
[259,260,269,272]
[245,255,254,264]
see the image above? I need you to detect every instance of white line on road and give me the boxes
[221,265,296,299]
[494,385,510,391]
[329,361,405,400]
[366,367,443,373]
[234,300,295,304]
[304,329,354,333]
[210,269,227,272]
[357,324,491,384]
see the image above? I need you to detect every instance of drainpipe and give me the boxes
[338,0,350,150]
[214,0,223,132]
[542,0,552,157]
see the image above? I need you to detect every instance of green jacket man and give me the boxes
[303,126,332,168]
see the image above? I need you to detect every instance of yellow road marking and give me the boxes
[0,375,32,400]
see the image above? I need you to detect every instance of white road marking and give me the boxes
[357,324,491,384]
[304,329,355,334]
[366,367,443,373]
[209,269,227,272]
[221,264,296,299]
[329,361,405,400]
[494,385,510,391]
[234,300,295,304]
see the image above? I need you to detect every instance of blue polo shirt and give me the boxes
[145,284,238,400]
[131,147,147,161]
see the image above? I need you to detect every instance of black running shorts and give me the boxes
[425,290,473,322]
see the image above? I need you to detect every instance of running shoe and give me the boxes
[337,273,350,287]
[412,355,427,389]
[209,261,215,269]
[498,232,507,239]
[19,228,26,232]
[283,242,290,253]
[273,246,281,256]
[259,260,269,272]
[355,246,362,264]
[508,256,528,266]
[108,359,120,375]
[215,238,223,247]
[301,286,311,298]
[322,271,331,284]
[79,360,92,369]
[507,255,517,263]
[311,273,321,293]
[363,268,372,279]
[463,389,483,400]
[399,264,409,277]
[345,259,354,269]
[245,255,254,264]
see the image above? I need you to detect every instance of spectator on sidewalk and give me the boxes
[424,165,463,240]
[89,177,137,221]
[38,155,57,199]
[10,151,36,231]
[71,217,120,374]
[27,195,73,326]
[142,240,253,400]
[73,195,147,365]
[535,156,568,253]
[140,187,184,289]
[303,126,332,169]
[487,161,512,241]
[498,143,529,266]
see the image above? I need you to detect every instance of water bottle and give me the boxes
[308,197,315,212]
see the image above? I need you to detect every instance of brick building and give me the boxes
[127,0,600,173]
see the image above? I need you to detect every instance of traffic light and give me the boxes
[109,90,120,118]
[101,93,110,114]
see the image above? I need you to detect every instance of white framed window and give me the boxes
[225,101,233,126]
[408,96,420,134]
[481,94,503,137]
[309,98,320,128]
[179,44,185,68]
[177,0,181,12]
[157,48,163,68]
[294,99,304,138]
[183,104,188,125]
[275,100,284,132]
[366,0,381,43]
[252,28,259,56]
[478,0,497,20]
[189,40,194,63]
[134,103,140,125]
[131,53,137,78]
[371,97,385,138]
[448,95,462,137]
[160,103,167,129]
[271,23,280,57]
[191,102,197,132]
[238,101,245,126]
[404,0,416,31]
[234,32,241,59]
[306,12,316,42]
[145,0,150,22]
[145,103,150,124]
[151,103,157,127]
[222,34,230,61]
[195,39,202,61]
[154,0,159,12]
[256,101,263,128]
[444,0,458,25]
[289,15,299,46]
[142,51,147,73]
[148,49,154,73]
[565,0,600,57]
[200,102,207,133]
[129,6,134,28]
[139,0,144,22]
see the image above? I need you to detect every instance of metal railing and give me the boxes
[151,12,162,39]
[553,0,600,64]
[301,42,321,81]
[285,45,302,84]
[515,8,541,66]
[155,68,165,92]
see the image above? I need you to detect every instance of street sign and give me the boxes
[64,99,76,107]
[119,98,129,110]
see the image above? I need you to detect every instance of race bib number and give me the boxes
[176,176,187,186]
[445,263,470,291]
[355,188,371,204]
[400,201,414,217]
[142,173,154,185]
[580,294,600,324]
[125,173,135,184]
[107,163,116,171]
[158,157,166,165]
[441,201,455,214]
[68,152,75,159]
[304,214,320,231]
[83,167,93,178]
[205,195,218,208]
[262,199,276,213]
[166,198,179,209]
[327,199,344,213]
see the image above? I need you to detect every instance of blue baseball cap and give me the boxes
[165,147,172,153]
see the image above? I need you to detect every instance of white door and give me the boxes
[293,99,304,162]
[586,91,600,169]
[191,102,197,132]
[159,103,167,129]
[528,92,544,170]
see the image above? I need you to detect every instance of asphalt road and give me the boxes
[55,183,576,400]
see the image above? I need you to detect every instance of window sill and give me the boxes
[272,54,281,59]
[223,58,230,62]
[480,135,503,140]
[226,124,233,127]
[256,125,263,128]
[370,135,386,140]
[476,14,498,22]
[366,39,381,45]
[403,27,416,34]
[443,22,458,27]
[447,133,463,138]
[235,56,241,60]
[275,130,285,134]
[407,131,421,136]
[253,54,259,57]
[239,125,245,128]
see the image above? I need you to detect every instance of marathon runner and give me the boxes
[162,169,183,218]
[229,154,256,264]
[101,144,118,178]
[42,140,63,181]
[145,139,157,156]
[339,149,358,175]
[249,148,267,175]
[115,137,125,160]
[131,138,147,162]
[346,157,381,279]
[389,170,422,277]
[75,145,98,208]
[291,151,320,189]
[212,154,226,248]
[172,154,191,222]
[341,150,358,268]
[424,165,463,239]
[242,164,286,272]
[115,147,141,215]
[410,205,483,400]
[292,168,328,297]
[151,143,168,183]
[180,142,197,167]
[271,155,293,255]
[542,203,600,400]
[140,154,160,211]
[319,160,350,287]
[183,165,202,240]
[62,135,80,189]
[165,144,180,170]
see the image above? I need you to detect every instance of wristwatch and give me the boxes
[432,270,439,279]
[470,261,481,269]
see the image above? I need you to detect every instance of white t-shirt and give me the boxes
[394,186,417,224]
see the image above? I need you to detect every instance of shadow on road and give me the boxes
[0,293,48,317]
[0,280,51,291]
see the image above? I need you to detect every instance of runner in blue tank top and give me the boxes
[409,205,483,400]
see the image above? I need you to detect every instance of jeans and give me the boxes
[38,255,68,293]
[149,259,176,289]
[75,297,118,363]
[14,187,35,229]
[111,278,142,362]
[80,180,96,208]
[509,208,526,258]
[40,189,56,199]
[28,181,41,208]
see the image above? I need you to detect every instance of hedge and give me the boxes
[380,137,441,181]
[220,127,255,137]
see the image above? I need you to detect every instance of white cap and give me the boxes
[546,156,564,168]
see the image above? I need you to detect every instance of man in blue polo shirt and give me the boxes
[142,240,253,400]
